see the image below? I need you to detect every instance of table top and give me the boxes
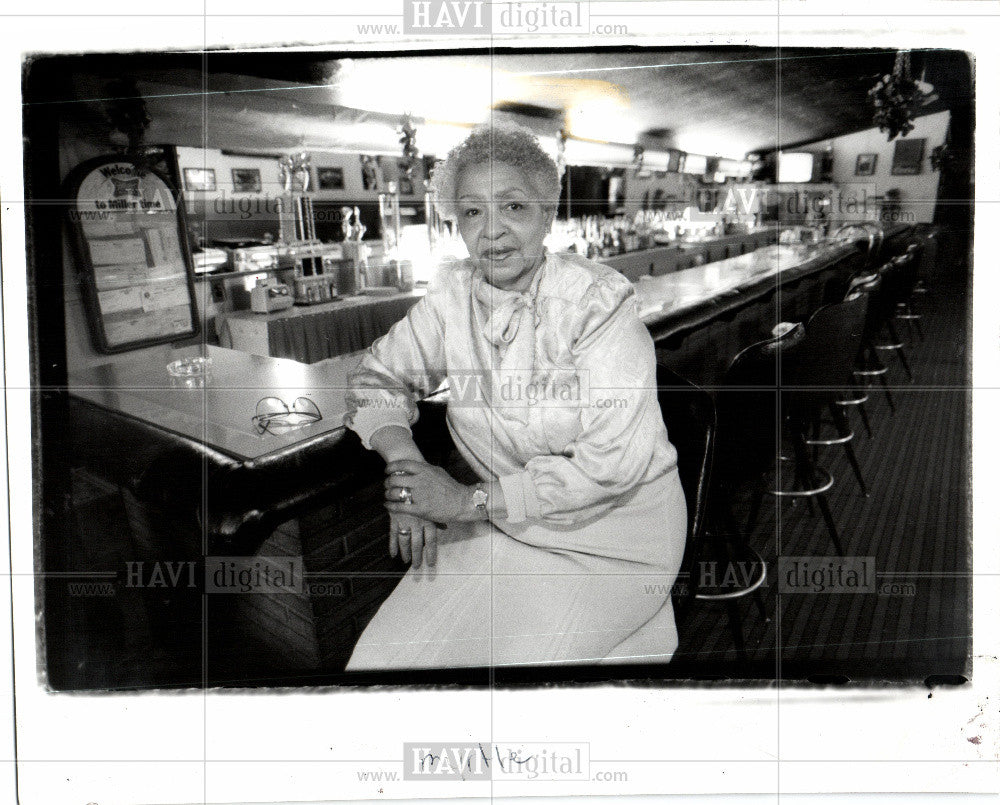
[634,240,856,325]
[69,344,363,462]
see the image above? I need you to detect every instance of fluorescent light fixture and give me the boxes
[683,154,707,175]
[564,138,634,168]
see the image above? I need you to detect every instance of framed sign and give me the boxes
[891,138,926,175]
[183,167,216,191]
[317,167,345,190]
[231,168,262,193]
[855,153,878,176]
[64,156,200,354]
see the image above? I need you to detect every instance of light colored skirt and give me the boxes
[346,470,687,670]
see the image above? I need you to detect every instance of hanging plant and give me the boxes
[929,143,954,172]
[398,113,419,180]
[104,78,152,173]
[869,51,925,141]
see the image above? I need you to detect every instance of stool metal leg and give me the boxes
[791,432,845,556]
[876,371,896,413]
[753,589,769,624]
[856,396,874,439]
[829,403,869,497]
[885,320,914,383]
[711,515,749,664]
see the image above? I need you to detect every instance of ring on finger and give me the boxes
[398,487,413,504]
[396,527,412,536]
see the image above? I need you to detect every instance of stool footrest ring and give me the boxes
[769,466,835,497]
[695,548,768,601]
[805,431,853,446]
[835,393,870,406]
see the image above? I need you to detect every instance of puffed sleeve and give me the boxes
[343,286,448,450]
[496,274,672,525]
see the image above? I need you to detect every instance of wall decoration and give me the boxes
[183,167,216,191]
[103,78,152,171]
[231,168,262,193]
[891,138,926,175]
[631,144,645,173]
[398,176,414,196]
[317,167,345,190]
[360,155,380,191]
[929,142,955,173]
[397,113,419,180]
[279,152,311,192]
[855,153,878,176]
[64,156,199,353]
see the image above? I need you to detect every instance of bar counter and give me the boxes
[600,226,780,281]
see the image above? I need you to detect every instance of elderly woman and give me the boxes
[343,122,686,669]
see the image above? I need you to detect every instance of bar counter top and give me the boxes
[635,240,862,339]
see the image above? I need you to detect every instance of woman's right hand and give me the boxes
[389,510,438,569]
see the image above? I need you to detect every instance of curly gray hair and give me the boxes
[430,121,562,221]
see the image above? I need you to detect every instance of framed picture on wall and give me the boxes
[182,167,216,191]
[317,167,345,190]
[231,168,262,193]
[855,153,877,176]
[891,138,926,175]
[398,176,414,195]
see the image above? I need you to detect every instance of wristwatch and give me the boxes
[471,483,489,520]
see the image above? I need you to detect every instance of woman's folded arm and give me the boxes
[343,288,448,450]
[498,275,673,526]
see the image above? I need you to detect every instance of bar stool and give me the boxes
[912,230,937,295]
[716,324,845,563]
[829,274,878,439]
[852,270,897,413]
[893,245,926,344]
[657,365,768,664]
[872,260,914,383]
[781,292,872,498]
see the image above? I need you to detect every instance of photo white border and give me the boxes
[1,2,997,803]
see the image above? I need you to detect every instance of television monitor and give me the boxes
[777,152,815,183]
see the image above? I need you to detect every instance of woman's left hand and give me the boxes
[384,459,472,523]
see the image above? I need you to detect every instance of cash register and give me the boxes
[250,277,294,313]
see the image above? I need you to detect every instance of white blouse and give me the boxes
[343,250,678,528]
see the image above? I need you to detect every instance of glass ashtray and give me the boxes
[167,356,213,378]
